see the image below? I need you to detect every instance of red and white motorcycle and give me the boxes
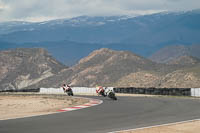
[63,84,74,96]
[96,86,117,100]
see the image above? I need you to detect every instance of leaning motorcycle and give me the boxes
[104,87,117,100]
[63,87,74,96]
[66,89,74,96]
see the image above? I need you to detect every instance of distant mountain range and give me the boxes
[0,9,200,65]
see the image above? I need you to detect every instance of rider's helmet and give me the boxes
[63,84,66,86]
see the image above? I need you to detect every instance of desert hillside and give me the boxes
[1,48,200,90]
[0,48,66,90]
[149,45,200,63]
[30,48,200,88]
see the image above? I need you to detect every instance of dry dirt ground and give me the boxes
[0,93,89,120]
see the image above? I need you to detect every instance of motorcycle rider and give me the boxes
[62,84,71,92]
[96,86,106,97]
[96,86,117,100]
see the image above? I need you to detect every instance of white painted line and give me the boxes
[75,105,90,108]
[61,108,77,111]
[89,103,98,106]
[109,118,200,133]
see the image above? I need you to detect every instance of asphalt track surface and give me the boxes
[1,96,200,133]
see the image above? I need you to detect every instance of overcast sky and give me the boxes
[0,0,199,22]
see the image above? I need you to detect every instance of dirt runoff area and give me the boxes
[0,93,89,120]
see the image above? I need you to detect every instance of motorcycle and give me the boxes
[63,86,74,96]
[104,87,117,100]
[66,89,74,96]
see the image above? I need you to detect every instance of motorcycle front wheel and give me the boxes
[108,92,117,100]
[67,90,74,96]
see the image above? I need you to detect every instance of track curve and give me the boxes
[1,96,200,133]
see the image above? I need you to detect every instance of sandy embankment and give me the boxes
[0,94,89,120]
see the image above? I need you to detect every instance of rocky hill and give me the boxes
[149,45,200,63]
[149,45,190,63]
[158,68,200,88]
[0,48,66,90]
[115,55,200,88]
[1,48,200,90]
[115,66,200,88]
[31,48,196,88]
[65,48,200,88]
[31,48,162,88]
[69,48,160,87]
[167,56,200,65]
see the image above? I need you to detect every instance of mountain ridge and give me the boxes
[0,9,200,66]
[1,48,200,90]
[167,55,200,65]
[29,48,161,88]
[27,48,199,88]
[149,44,200,63]
[0,48,66,90]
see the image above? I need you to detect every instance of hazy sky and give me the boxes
[0,0,199,22]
